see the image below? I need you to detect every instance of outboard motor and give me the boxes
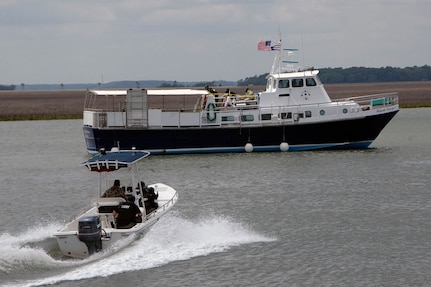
[78,216,102,255]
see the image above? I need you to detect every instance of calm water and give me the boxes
[0,108,430,287]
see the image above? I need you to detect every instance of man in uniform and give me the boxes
[112,196,143,229]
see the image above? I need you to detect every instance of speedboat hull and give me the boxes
[54,183,178,259]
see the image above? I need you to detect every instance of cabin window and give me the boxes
[292,79,303,87]
[279,112,292,119]
[261,114,272,120]
[222,116,235,122]
[319,109,325,116]
[241,115,254,122]
[305,111,312,118]
[306,78,317,86]
[278,80,289,88]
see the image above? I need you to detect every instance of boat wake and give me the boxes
[0,212,275,287]
[0,222,69,273]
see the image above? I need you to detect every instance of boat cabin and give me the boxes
[260,70,331,106]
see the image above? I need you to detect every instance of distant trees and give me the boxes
[237,65,431,85]
[193,81,217,87]
[238,74,268,87]
[0,84,15,90]
[3,65,430,91]
[319,65,431,83]
[159,81,185,88]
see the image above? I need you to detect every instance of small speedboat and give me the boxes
[53,148,178,259]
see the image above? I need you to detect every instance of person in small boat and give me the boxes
[101,179,125,198]
[138,181,158,214]
[113,195,143,229]
[145,187,159,214]
[137,181,147,207]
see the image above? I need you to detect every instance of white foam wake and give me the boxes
[0,222,71,274]
[2,213,275,287]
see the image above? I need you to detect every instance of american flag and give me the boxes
[257,40,271,51]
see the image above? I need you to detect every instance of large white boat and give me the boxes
[82,46,399,154]
[53,149,178,259]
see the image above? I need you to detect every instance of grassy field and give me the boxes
[0,81,430,120]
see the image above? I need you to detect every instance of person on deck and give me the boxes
[101,179,125,198]
[113,195,143,229]
[223,88,236,109]
[245,87,254,95]
[205,85,217,94]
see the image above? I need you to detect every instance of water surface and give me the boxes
[0,108,430,286]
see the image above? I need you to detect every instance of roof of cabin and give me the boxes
[270,70,319,79]
[88,89,208,96]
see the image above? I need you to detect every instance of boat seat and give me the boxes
[94,197,126,204]
[98,205,118,213]
[95,197,126,213]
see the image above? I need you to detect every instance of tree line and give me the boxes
[0,84,15,90]
[3,65,430,90]
[238,65,431,86]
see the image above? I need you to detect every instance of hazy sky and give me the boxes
[0,0,429,85]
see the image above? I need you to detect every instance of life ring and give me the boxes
[206,102,216,121]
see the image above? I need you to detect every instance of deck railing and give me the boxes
[341,92,399,108]
[146,191,179,220]
[88,92,399,129]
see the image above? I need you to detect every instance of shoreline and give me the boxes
[1,81,430,121]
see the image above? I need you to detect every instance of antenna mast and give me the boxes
[270,30,282,74]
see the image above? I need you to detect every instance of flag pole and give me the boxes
[270,31,282,74]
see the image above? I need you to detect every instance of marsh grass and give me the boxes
[0,90,85,121]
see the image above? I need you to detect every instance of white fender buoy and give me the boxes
[245,143,253,152]
[280,142,289,152]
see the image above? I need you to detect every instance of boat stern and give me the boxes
[54,231,91,259]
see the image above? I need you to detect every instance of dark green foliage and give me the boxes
[0,85,15,90]
[159,81,185,88]
[237,65,431,85]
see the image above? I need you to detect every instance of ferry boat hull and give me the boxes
[84,109,398,154]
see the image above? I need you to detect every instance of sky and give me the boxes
[0,0,430,85]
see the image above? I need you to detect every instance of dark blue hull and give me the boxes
[83,111,398,154]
